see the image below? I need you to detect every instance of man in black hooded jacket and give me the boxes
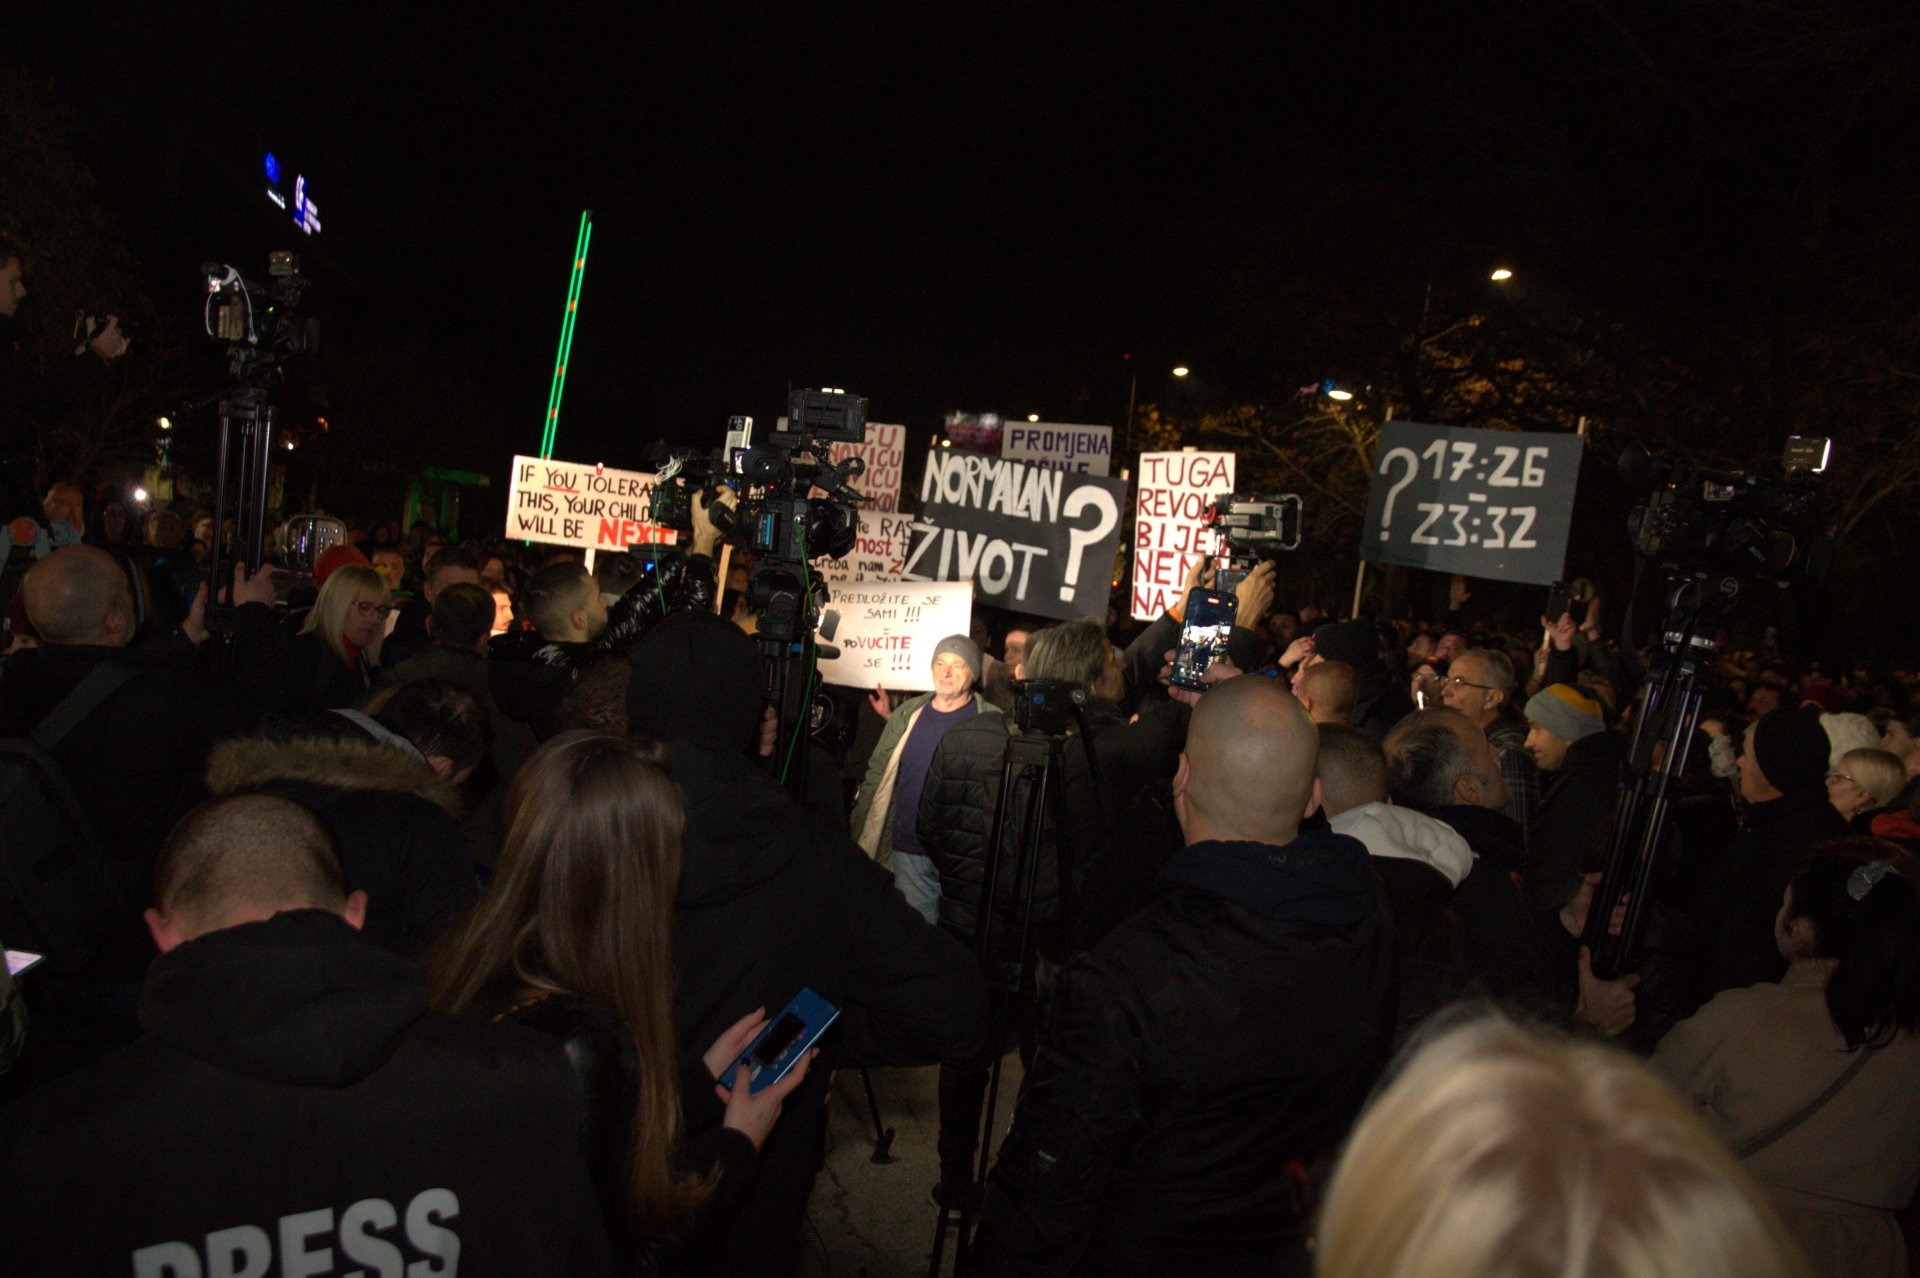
[625,609,991,1275]
[0,793,615,1276]
[975,674,1394,1277]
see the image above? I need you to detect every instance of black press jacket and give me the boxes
[0,910,616,1276]
[975,831,1396,1277]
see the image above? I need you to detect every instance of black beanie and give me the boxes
[1751,706,1830,795]
[1309,619,1381,673]
[626,611,765,752]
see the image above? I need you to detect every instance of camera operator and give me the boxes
[489,490,732,739]
[0,238,128,530]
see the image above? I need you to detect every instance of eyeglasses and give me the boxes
[1439,675,1497,692]
[351,601,393,618]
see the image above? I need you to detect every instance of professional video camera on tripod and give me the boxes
[928,674,1104,1274]
[170,253,315,665]
[648,388,868,801]
[1582,436,1835,979]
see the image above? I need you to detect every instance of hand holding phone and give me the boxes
[719,987,840,1095]
[1171,588,1238,692]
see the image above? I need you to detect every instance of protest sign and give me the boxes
[904,451,1126,622]
[815,510,914,583]
[1359,422,1584,585]
[816,421,907,512]
[505,455,678,550]
[1001,422,1113,476]
[1131,451,1236,620]
[816,580,974,692]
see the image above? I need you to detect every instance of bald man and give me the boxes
[0,794,618,1277]
[0,547,289,1067]
[976,676,1394,1276]
[1295,658,1358,726]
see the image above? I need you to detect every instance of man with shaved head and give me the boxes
[976,675,1394,1275]
[0,794,618,1276]
[0,545,288,1073]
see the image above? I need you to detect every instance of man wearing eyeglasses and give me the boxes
[1438,648,1540,840]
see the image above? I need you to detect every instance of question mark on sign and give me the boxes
[1376,447,1419,542]
[1060,487,1120,602]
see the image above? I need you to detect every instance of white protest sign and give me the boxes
[815,510,914,583]
[1001,422,1113,476]
[506,455,679,550]
[1131,450,1236,620]
[816,580,974,692]
[815,422,907,512]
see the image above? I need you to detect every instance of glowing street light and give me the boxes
[1327,388,1355,401]
[157,416,172,431]
[132,487,149,503]
[1172,366,1190,378]
[1490,267,1514,282]
[1027,414,1040,422]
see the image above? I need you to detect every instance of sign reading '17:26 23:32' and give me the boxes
[1359,422,1584,585]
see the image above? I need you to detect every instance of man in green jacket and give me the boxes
[849,635,1001,922]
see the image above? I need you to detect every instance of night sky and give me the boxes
[10,5,1555,466]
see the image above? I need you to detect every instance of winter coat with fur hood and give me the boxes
[207,728,480,956]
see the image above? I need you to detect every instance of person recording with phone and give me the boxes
[1118,554,1274,714]
[0,237,128,532]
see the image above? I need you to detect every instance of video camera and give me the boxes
[1621,437,1834,585]
[203,252,313,381]
[1204,492,1303,594]
[1011,678,1090,736]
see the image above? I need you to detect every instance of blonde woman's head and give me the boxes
[1315,1016,1808,1278]
[299,564,391,664]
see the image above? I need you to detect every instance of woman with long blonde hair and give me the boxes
[425,731,807,1273]
[290,562,390,710]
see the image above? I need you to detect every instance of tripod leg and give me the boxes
[858,1067,896,1164]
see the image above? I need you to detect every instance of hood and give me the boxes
[1155,829,1377,925]
[1330,801,1474,888]
[670,736,805,910]
[628,611,764,753]
[139,909,428,1086]
[207,734,461,814]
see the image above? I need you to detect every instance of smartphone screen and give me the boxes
[6,950,45,978]
[1172,589,1237,690]
[752,1013,806,1067]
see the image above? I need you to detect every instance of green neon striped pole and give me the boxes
[539,209,594,459]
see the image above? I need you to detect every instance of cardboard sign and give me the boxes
[943,411,1004,454]
[815,510,915,583]
[815,421,907,512]
[816,580,975,692]
[1001,422,1113,476]
[905,451,1126,622]
[1132,451,1236,619]
[506,455,678,550]
[1360,423,1584,585]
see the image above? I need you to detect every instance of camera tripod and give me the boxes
[1583,568,1742,977]
[927,728,1084,1276]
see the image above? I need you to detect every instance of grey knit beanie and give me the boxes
[933,634,982,684]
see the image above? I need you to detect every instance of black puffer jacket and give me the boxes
[975,833,1395,1276]
[916,711,1106,954]
[1527,729,1627,911]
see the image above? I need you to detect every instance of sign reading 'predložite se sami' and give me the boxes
[1359,423,1583,585]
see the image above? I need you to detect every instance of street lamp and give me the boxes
[1327,388,1354,402]
[157,416,172,431]
[1490,267,1514,282]
[1172,366,1190,378]
[1027,414,1040,422]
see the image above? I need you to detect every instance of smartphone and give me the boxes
[6,950,45,978]
[720,988,841,1095]
[1171,589,1237,691]
[1545,581,1570,623]
[1216,565,1248,596]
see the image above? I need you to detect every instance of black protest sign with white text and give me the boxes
[905,452,1126,621]
[1360,422,1584,585]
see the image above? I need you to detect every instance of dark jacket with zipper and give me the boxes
[0,910,616,1276]
[1527,729,1627,911]
[0,603,289,982]
[975,831,1396,1277]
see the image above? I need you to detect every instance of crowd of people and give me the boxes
[4,467,1920,1274]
